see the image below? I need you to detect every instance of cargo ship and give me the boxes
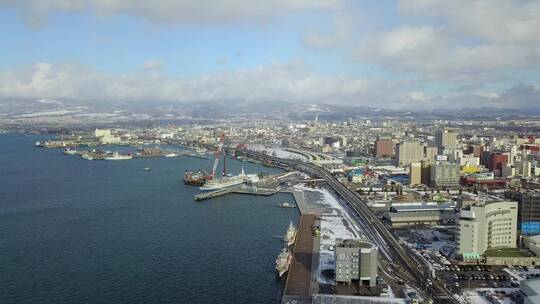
[199,167,259,191]
[183,170,211,186]
[275,247,292,278]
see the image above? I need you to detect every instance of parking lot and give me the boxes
[439,264,517,291]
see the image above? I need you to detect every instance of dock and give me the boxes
[193,186,278,201]
[282,214,317,304]
[280,189,315,215]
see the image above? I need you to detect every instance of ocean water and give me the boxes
[0,134,298,304]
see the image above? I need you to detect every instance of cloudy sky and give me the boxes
[0,0,539,109]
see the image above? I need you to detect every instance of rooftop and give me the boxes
[390,203,456,213]
[484,248,533,258]
[336,239,375,249]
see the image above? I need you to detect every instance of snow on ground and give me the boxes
[292,184,363,284]
[462,289,518,304]
[399,228,455,255]
[246,144,308,161]
[504,267,540,281]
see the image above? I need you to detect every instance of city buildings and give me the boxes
[505,190,540,235]
[396,140,424,167]
[383,204,457,227]
[488,152,509,177]
[430,161,461,188]
[458,200,518,256]
[335,239,378,287]
[436,130,457,151]
[409,162,421,186]
[375,137,393,158]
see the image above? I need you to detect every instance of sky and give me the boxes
[0,0,539,110]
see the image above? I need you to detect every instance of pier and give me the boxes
[282,214,317,304]
[193,186,277,201]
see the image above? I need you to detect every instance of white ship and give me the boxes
[199,167,258,191]
[63,147,78,155]
[284,222,297,247]
[81,153,94,160]
[165,152,179,157]
[275,247,292,278]
[104,152,132,160]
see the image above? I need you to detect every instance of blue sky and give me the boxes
[0,0,539,109]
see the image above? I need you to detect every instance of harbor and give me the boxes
[3,133,296,304]
[33,133,329,304]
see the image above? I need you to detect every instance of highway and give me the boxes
[243,150,460,304]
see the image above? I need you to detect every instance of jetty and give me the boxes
[193,186,277,201]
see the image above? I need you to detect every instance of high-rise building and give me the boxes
[375,137,393,158]
[396,141,424,166]
[459,154,480,166]
[458,200,518,255]
[436,130,458,151]
[409,162,422,186]
[335,239,378,287]
[430,161,461,188]
[489,152,509,176]
[505,190,540,235]
[424,146,439,163]
[421,163,432,186]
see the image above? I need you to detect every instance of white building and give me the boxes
[458,200,518,256]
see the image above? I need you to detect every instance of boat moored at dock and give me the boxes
[184,170,211,186]
[63,147,78,155]
[277,202,296,208]
[104,152,132,160]
[284,221,297,247]
[199,167,258,191]
[275,247,292,278]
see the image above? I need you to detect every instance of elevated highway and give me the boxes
[243,150,459,304]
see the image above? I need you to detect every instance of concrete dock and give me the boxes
[193,186,277,201]
[280,189,321,215]
[282,214,317,304]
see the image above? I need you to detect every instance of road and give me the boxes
[243,150,460,304]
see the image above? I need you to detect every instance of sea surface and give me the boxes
[0,134,298,304]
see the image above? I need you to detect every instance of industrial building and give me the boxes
[335,239,378,287]
[457,200,518,256]
[383,203,458,227]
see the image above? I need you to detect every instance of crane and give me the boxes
[211,133,225,179]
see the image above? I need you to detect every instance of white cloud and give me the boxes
[0,0,343,26]
[399,0,540,44]
[407,91,427,102]
[0,61,380,105]
[142,59,164,71]
[301,14,352,49]
[0,61,537,109]
[357,25,540,78]
[474,92,500,99]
